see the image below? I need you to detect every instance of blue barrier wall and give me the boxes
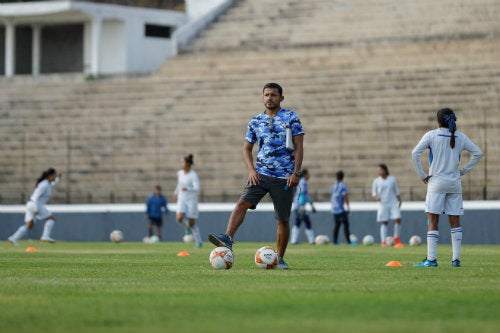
[1,202,499,244]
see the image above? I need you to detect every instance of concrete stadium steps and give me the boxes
[169,40,500,80]
[186,0,500,52]
[1,52,497,202]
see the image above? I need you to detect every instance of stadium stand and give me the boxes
[0,0,498,203]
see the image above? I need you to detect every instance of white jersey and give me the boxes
[372,175,400,205]
[175,169,200,202]
[412,128,483,193]
[29,178,59,208]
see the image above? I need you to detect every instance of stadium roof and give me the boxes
[0,0,179,24]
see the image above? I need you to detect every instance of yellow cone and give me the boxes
[385,260,403,267]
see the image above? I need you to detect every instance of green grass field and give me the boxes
[1,241,499,333]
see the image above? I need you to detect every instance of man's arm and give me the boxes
[243,141,259,185]
[293,134,304,172]
[288,134,304,188]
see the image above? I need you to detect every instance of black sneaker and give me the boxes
[452,259,461,267]
[208,233,233,250]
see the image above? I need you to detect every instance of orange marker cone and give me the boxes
[25,247,37,253]
[394,243,404,248]
[177,251,190,257]
[385,260,403,267]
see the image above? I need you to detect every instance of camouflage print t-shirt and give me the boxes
[245,108,305,179]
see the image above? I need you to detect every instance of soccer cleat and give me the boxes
[393,237,402,245]
[40,237,56,243]
[349,242,358,247]
[381,241,387,247]
[276,256,289,270]
[452,259,461,267]
[208,233,233,250]
[413,258,438,267]
[195,242,203,249]
[7,237,19,246]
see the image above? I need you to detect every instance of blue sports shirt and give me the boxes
[331,181,348,214]
[245,108,304,179]
[146,194,168,219]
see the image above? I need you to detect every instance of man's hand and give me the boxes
[422,175,432,184]
[247,169,260,186]
[287,173,300,188]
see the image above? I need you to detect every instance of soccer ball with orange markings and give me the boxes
[254,246,278,269]
[209,247,234,269]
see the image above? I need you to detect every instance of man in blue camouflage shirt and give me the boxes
[209,83,305,269]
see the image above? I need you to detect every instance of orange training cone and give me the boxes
[177,251,190,257]
[25,247,37,253]
[385,260,403,267]
[394,243,404,248]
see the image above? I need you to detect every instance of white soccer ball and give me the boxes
[349,234,358,244]
[254,246,278,269]
[362,235,375,246]
[209,247,234,270]
[149,235,160,243]
[409,235,422,246]
[314,235,330,245]
[385,236,394,246]
[183,234,195,243]
[142,236,151,243]
[110,230,124,243]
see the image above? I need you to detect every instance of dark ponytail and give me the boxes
[437,108,457,148]
[378,163,389,175]
[36,168,56,186]
[184,154,194,166]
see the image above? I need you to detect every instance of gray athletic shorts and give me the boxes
[240,173,294,222]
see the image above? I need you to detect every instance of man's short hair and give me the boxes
[336,170,344,181]
[263,83,283,96]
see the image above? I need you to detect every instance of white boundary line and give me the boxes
[0,201,499,213]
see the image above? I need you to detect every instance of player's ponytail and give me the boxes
[35,168,56,186]
[437,108,457,149]
[184,154,194,166]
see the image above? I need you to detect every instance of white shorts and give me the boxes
[176,199,199,219]
[376,202,401,222]
[425,192,463,216]
[24,201,52,222]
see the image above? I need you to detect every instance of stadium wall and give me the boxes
[1,202,499,245]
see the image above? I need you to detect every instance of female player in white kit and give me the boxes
[372,164,403,246]
[174,154,203,248]
[8,168,61,245]
[412,108,482,267]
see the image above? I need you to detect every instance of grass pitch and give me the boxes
[1,241,499,333]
